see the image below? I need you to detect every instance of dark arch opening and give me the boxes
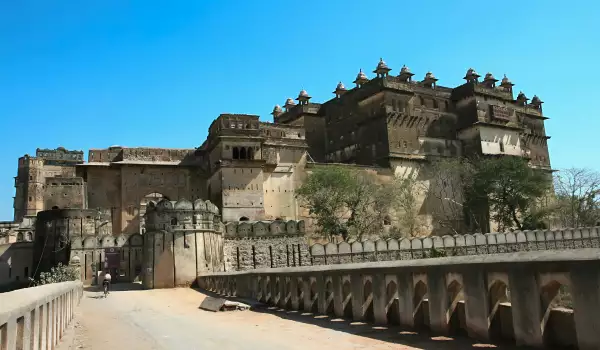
[240,147,247,160]
[232,147,240,160]
[16,232,23,242]
[239,216,249,221]
[170,217,178,225]
[247,147,254,160]
[51,206,59,210]
[383,215,391,226]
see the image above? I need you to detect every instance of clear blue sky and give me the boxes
[1,1,598,221]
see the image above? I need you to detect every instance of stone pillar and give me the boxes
[509,269,543,347]
[427,269,450,335]
[40,302,48,350]
[570,266,600,350]
[302,276,312,313]
[316,274,328,314]
[290,277,300,310]
[396,273,415,328]
[372,273,388,325]
[350,273,365,321]
[463,269,489,341]
[278,276,287,308]
[332,274,344,318]
[269,275,278,306]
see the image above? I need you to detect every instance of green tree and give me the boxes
[29,263,79,286]
[466,156,551,231]
[296,166,416,240]
[553,168,600,228]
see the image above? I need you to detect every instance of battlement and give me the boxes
[309,227,600,264]
[36,147,84,164]
[223,220,305,238]
[144,198,222,232]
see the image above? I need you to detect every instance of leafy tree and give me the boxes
[465,156,551,231]
[553,168,600,228]
[296,166,416,240]
[29,263,79,286]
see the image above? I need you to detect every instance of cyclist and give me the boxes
[103,271,112,296]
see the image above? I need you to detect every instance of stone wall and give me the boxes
[309,227,600,265]
[222,220,309,271]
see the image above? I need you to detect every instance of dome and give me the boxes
[376,57,389,70]
[425,71,436,80]
[531,95,543,104]
[501,74,513,85]
[356,69,367,80]
[400,65,411,74]
[298,89,309,98]
[174,199,193,210]
[284,98,296,106]
[484,72,497,81]
[466,68,478,76]
[336,81,346,90]
[272,105,283,113]
[517,91,528,100]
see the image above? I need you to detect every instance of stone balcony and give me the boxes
[198,249,600,350]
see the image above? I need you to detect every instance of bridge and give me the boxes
[2,249,600,349]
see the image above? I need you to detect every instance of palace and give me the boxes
[0,58,551,287]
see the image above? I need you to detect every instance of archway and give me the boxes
[489,280,511,341]
[413,280,429,329]
[239,216,249,222]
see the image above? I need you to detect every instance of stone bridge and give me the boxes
[2,249,600,349]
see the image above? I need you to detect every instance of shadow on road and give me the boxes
[192,288,529,350]
[84,282,146,294]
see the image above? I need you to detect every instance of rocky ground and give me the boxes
[57,283,512,350]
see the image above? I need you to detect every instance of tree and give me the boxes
[29,263,79,286]
[465,156,551,231]
[388,176,424,238]
[553,168,600,228]
[296,166,416,240]
[424,158,478,235]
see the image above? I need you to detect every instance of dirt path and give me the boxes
[57,283,510,350]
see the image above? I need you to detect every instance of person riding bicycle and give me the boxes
[103,271,112,294]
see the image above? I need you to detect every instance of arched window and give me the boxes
[383,215,392,226]
[170,217,178,225]
[232,147,239,159]
[17,232,23,242]
[26,232,32,241]
[247,148,254,160]
[240,147,247,160]
[239,216,249,221]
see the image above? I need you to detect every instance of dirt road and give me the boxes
[57,283,508,350]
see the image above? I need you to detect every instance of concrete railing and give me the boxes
[198,249,600,350]
[309,227,600,264]
[0,281,83,350]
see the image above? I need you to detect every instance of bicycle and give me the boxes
[103,280,110,298]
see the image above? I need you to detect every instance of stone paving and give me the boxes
[57,283,517,350]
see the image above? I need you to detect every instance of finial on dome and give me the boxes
[271,104,283,117]
[516,91,529,106]
[373,57,391,77]
[423,71,438,89]
[483,72,499,88]
[296,89,311,105]
[398,64,414,82]
[499,74,514,93]
[530,95,543,111]
[353,69,369,87]
[333,81,347,98]
[284,98,296,111]
[464,68,480,83]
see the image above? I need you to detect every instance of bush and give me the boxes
[29,263,79,286]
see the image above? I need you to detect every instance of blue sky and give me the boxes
[0,1,598,221]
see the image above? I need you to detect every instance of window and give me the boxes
[170,217,178,225]
[383,216,391,225]
[239,216,249,221]
[232,147,239,159]
[248,148,254,160]
[28,196,32,202]
[240,147,247,159]
[499,142,505,153]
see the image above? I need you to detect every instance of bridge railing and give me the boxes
[0,281,83,350]
[198,249,600,350]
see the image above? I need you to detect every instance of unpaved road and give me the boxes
[57,283,510,350]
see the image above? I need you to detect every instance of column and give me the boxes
[332,274,344,318]
[290,277,300,310]
[40,302,48,350]
[350,273,365,321]
[372,273,388,325]
[463,269,490,341]
[396,273,415,328]
[269,275,278,306]
[278,276,287,308]
[316,274,328,314]
[509,269,543,347]
[31,305,40,350]
[571,266,600,350]
[302,276,312,313]
[427,269,450,335]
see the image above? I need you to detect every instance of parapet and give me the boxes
[144,198,222,232]
[309,227,600,257]
[223,220,305,238]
